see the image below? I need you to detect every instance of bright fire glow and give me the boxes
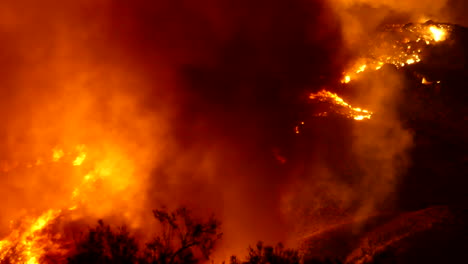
[340,23,450,83]
[429,26,446,42]
[52,148,64,162]
[422,77,431,84]
[309,90,372,120]
[0,209,62,264]
[72,146,87,166]
[341,75,351,84]
[356,64,367,73]
[0,143,141,263]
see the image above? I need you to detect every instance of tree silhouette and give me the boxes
[68,220,139,264]
[141,207,222,264]
[229,242,343,264]
[229,242,300,264]
[67,207,222,264]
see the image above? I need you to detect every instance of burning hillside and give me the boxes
[303,21,452,123]
[341,22,451,83]
[0,143,151,263]
[0,0,467,264]
[308,90,372,121]
[296,20,468,263]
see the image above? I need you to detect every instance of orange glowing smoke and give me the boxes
[309,90,372,120]
[0,148,87,264]
[340,23,450,84]
[0,143,146,263]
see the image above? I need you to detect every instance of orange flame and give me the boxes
[428,26,446,42]
[0,143,142,263]
[340,23,450,83]
[0,209,61,264]
[309,90,372,120]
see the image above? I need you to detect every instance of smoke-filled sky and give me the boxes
[0,0,466,259]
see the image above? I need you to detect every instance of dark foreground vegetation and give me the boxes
[64,207,396,264]
[68,207,222,264]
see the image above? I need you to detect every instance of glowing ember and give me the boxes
[406,58,415,64]
[356,64,366,73]
[309,90,372,120]
[422,77,432,84]
[341,75,351,84]
[295,121,305,134]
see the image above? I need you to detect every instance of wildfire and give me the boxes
[309,90,372,121]
[340,23,450,83]
[328,23,449,124]
[0,209,62,264]
[341,75,351,84]
[422,77,432,84]
[0,143,137,263]
[429,26,446,42]
[0,148,87,263]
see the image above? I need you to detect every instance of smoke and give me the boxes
[280,0,430,238]
[3,0,460,260]
[0,0,347,260]
[0,0,170,232]
[316,0,467,225]
[350,66,413,221]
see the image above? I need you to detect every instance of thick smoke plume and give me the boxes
[350,67,413,221]
[321,0,466,224]
[0,0,346,259]
[3,0,462,261]
[279,0,444,238]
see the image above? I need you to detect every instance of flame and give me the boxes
[0,148,85,263]
[356,64,366,73]
[0,209,61,264]
[341,75,351,84]
[0,143,142,263]
[340,23,450,83]
[406,58,415,64]
[309,90,372,120]
[429,26,446,42]
[422,77,432,84]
